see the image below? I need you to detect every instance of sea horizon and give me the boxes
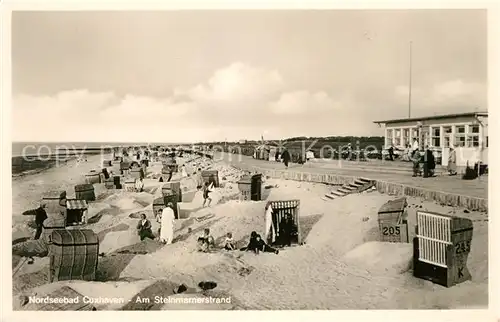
[11,141,194,157]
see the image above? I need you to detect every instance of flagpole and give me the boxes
[408,41,413,119]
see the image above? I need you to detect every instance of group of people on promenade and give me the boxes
[386,137,458,178]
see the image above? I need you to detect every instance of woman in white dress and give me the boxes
[181,165,188,178]
[160,203,176,244]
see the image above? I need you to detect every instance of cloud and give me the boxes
[13,63,342,142]
[13,64,485,143]
[175,62,285,103]
[394,79,487,115]
[269,90,338,115]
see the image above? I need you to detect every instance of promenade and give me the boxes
[214,152,488,210]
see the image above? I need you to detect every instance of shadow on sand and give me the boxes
[96,223,130,241]
[87,205,123,224]
[298,214,324,243]
[96,238,165,282]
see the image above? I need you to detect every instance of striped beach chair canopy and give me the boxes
[66,199,89,210]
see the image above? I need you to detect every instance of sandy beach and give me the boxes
[11,153,488,310]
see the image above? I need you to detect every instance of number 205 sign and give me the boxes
[379,223,408,243]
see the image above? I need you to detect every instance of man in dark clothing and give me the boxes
[165,165,173,182]
[278,213,298,247]
[388,145,395,161]
[411,150,421,177]
[297,152,305,165]
[136,213,155,241]
[34,204,48,240]
[423,147,436,178]
[281,149,291,168]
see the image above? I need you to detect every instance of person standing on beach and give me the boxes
[167,165,173,182]
[34,203,48,240]
[281,149,291,168]
[202,181,213,207]
[137,213,155,241]
[135,178,144,192]
[181,164,188,178]
[278,213,298,247]
[159,203,176,244]
[195,168,204,190]
[264,202,277,244]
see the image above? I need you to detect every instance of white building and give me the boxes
[374,111,488,165]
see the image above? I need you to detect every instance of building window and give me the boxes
[444,137,450,148]
[403,129,410,146]
[443,126,452,148]
[393,129,401,146]
[467,135,479,147]
[486,136,489,147]
[431,127,441,147]
[412,128,418,139]
[386,129,393,146]
[455,125,466,147]
[466,124,480,147]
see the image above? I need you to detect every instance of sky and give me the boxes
[11,10,487,143]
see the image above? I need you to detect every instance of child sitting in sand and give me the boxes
[197,228,215,252]
[223,232,236,250]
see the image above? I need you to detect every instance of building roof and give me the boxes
[373,111,488,125]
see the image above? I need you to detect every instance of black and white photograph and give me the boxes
[3,6,495,314]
